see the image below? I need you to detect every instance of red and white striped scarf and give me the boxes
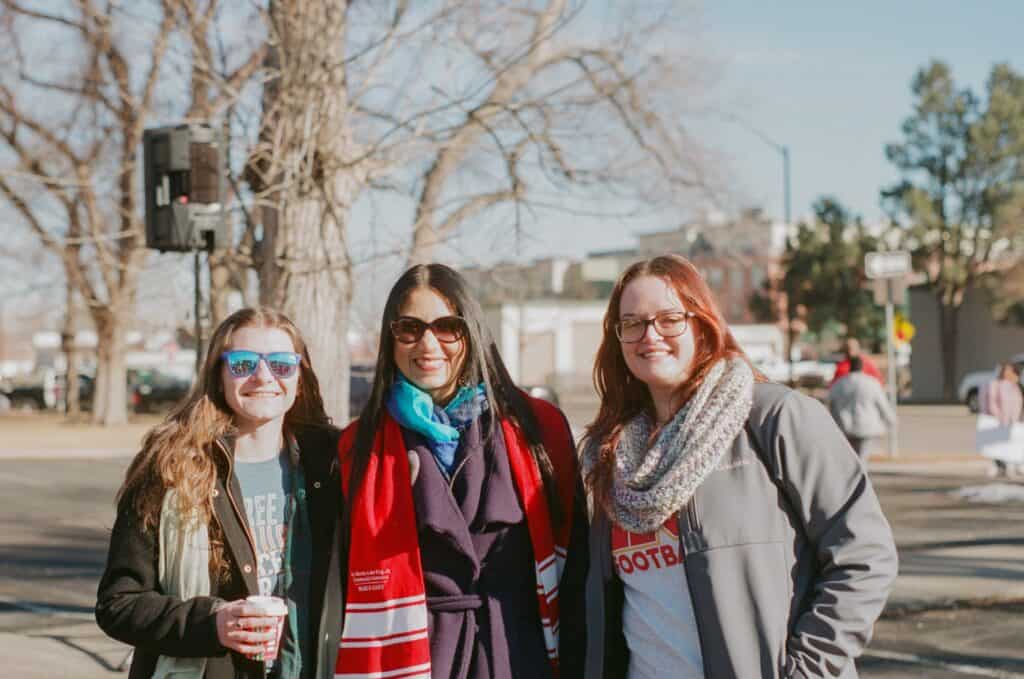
[335,397,576,679]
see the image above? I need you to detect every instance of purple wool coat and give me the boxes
[402,412,588,679]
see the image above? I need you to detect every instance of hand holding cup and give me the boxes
[214,599,282,659]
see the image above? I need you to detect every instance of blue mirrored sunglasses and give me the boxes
[221,350,302,379]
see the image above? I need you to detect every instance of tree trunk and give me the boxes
[262,199,352,422]
[409,221,441,266]
[209,251,234,327]
[258,0,356,424]
[92,310,129,425]
[62,281,81,420]
[936,293,960,401]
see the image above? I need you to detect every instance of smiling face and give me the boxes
[221,325,299,432]
[392,287,468,403]
[618,275,696,412]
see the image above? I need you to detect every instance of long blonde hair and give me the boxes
[117,308,330,574]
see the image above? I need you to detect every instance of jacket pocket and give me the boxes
[684,540,791,679]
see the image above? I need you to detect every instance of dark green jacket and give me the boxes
[96,424,343,679]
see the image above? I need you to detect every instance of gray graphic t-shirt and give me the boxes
[235,453,290,596]
[234,452,313,679]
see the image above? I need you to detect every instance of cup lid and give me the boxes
[245,595,287,615]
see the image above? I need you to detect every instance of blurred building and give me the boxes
[466,209,788,321]
[466,209,791,389]
[909,284,1024,402]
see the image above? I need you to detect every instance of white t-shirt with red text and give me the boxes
[611,513,704,679]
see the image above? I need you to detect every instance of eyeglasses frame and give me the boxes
[615,310,696,343]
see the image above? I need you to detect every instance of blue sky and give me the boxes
[699,0,1023,226]
[480,0,1024,262]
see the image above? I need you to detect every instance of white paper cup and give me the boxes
[245,595,287,662]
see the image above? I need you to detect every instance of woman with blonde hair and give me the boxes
[581,255,897,678]
[97,308,342,679]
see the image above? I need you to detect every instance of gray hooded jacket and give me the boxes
[828,372,896,439]
[584,383,898,679]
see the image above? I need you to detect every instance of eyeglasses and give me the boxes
[615,311,695,343]
[221,350,302,379]
[390,316,468,344]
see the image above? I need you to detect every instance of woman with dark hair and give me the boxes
[581,255,897,679]
[97,308,343,679]
[334,264,587,679]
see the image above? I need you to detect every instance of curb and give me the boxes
[881,596,1024,619]
[0,448,136,460]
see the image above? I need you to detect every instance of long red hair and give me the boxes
[584,254,762,506]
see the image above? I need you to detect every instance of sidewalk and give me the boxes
[0,413,156,459]
[869,468,1024,616]
[0,622,128,679]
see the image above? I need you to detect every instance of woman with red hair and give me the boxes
[581,255,897,679]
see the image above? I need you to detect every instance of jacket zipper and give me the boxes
[679,505,711,678]
[686,495,701,535]
[318,462,342,679]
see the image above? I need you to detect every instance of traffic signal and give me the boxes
[894,312,916,344]
[142,124,225,252]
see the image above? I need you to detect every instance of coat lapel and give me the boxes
[212,438,259,595]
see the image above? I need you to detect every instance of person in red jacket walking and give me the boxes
[830,337,883,386]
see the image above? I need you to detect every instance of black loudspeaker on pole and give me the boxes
[141,123,226,376]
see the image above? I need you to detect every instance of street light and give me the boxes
[724,115,794,382]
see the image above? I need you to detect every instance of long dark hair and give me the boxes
[349,264,562,526]
[583,255,762,508]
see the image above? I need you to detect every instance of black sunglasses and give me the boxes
[390,316,468,344]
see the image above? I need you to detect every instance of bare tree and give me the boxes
[0,0,262,423]
[0,1,176,424]
[182,0,265,327]
[244,0,716,421]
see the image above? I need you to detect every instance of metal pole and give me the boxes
[885,278,899,457]
[782,145,791,227]
[782,145,795,386]
[194,250,202,376]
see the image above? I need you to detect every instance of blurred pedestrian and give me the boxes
[335,264,587,679]
[979,362,1023,478]
[96,308,342,679]
[581,255,897,678]
[830,337,883,386]
[828,356,896,461]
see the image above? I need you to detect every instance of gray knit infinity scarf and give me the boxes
[584,358,755,533]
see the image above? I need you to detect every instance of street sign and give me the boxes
[872,277,907,306]
[865,250,911,279]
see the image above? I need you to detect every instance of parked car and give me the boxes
[130,371,193,414]
[751,356,839,387]
[957,353,1024,413]
[349,365,375,419]
[1,372,94,411]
